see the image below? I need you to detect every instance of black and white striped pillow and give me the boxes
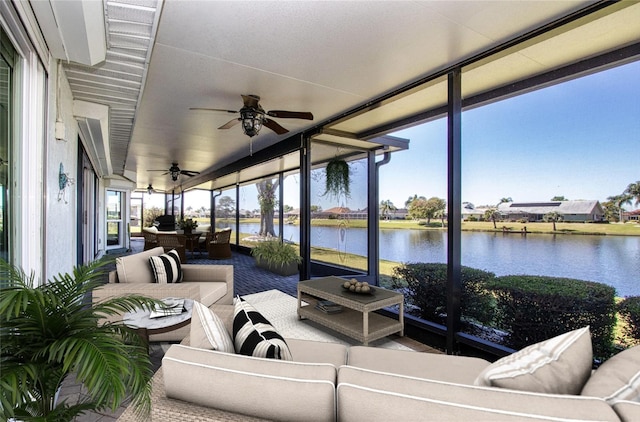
[149,250,183,284]
[233,297,292,360]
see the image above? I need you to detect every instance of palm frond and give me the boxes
[0,258,153,419]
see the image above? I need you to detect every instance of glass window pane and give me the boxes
[0,27,14,262]
[460,61,640,352]
[309,144,369,275]
[381,120,448,326]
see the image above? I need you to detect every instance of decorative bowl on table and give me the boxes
[341,278,374,295]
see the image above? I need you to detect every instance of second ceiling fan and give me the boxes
[190,94,314,137]
[148,162,200,182]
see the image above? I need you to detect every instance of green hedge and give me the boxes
[391,263,495,326]
[618,296,640,346]
[488,275,617,360]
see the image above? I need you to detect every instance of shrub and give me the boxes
[618,296,640,347]
[488,275,617,360]
[250,239,301,268]
[391,263,495,326]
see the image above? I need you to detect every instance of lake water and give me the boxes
[238,223,640,297]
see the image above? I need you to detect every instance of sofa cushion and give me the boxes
[474,326,592,395]
[348,345,489,385]
[162,344,336,422]
[233,297,292,360]
[612,400,640,422]
[582,345,640,403]
[149,250,183,283]
[337,366,618,422]
[190,301,235,353]
[115,246,163,283]
[196,282,228,307]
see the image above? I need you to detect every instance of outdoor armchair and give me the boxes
[157,233,187,262]
[208,228,232,259]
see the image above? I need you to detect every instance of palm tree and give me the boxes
[607,194,632,223]
[404,194,425,209]
[497,197,513,206]
[0,259,161,421]
[624,181,640,206]
[484,208,501,229]
[543,211,563,231]
[380,199,397,221]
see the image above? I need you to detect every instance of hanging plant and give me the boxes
[324,158,350,200]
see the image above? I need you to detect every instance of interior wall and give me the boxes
[45,61,79,280]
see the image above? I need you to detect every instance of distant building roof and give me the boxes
[498,200,602,215]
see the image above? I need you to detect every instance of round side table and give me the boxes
[124,298,194,343]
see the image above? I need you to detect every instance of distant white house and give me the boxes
[461,203,494,220]
[497,200,605,222]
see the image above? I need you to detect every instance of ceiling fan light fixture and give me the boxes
[240,108,263,137]
[147,184,154,195]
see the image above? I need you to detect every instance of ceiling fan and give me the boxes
[190,94,314,137]
[147,162,200,182]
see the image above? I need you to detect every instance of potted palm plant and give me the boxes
[0,258,162,421]
[251,239,302,276]
[177,217,199,234]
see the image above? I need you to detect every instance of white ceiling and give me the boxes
[58,0,640,193]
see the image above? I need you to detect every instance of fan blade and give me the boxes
[147,170,170,175]
[180,170,200,177]
[242,94,260,108]
[190,107,238,114]
[266,110,314,120]
[263,118,289,135]
[219,118,241,129]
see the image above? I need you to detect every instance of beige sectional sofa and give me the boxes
[124,304,640,422]
[93,247,233,341]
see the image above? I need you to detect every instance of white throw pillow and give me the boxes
[190,301,235,353]
[582,344,640,403]
[474,326,592,395]
[148,249,183,284]
[233,297,292,360]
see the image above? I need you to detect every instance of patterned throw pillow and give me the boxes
[190,301,235,353]
[474,326,592,395]
[149,249,183,284]
[233,297,292,360]
[581,344,640,403]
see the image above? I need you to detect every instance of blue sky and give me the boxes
[380,60,640,210]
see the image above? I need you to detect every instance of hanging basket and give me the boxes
[324,158,350,200]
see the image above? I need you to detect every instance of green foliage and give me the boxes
[250,240,301,268]
[487,275,617,360]
[408,197,446,223]
[0,259,162,421]
[390,263,495,326]
[618,296,640,347]
[324,159,350,200]
[177,218,198,230]
[143,206,164,228]
[216,196,236,219]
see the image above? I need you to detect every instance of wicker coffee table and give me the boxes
[297,276,404,345]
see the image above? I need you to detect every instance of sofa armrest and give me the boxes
[93,282,201,304]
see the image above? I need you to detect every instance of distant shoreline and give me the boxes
[175,217,640,237]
